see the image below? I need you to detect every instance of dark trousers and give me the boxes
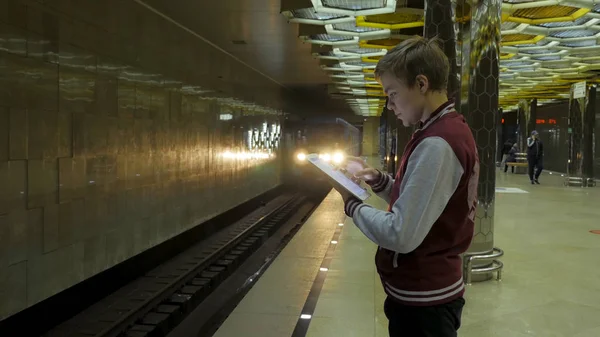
[504,164,514,173]
[528,157,543,181]
[384,296,465,337]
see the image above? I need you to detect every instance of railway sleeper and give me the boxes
[166,294,193,314]
[118,198,303,337]
[140,312,170,335]
[126,324,160,337]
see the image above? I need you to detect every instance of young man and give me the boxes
[337,36,480,337]
[527,130,544,184]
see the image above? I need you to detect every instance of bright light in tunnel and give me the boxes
[297,152,307,161]
[332,152,344,164]
[319,153,332,162]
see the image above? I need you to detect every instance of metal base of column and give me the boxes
[564,176,595,187]
[463,247,504,285]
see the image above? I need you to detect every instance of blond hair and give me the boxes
[374,36,449,92]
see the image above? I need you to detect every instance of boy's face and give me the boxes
[380,72,426,127]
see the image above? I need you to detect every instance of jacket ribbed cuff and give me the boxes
[366,170,390,193]
[344,197,362,217]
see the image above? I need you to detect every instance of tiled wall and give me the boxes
[0,0,289,319]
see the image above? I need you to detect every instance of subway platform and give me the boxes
[209,172,600,337]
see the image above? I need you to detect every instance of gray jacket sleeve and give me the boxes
[367,170,394,204]
[351,137,464,254]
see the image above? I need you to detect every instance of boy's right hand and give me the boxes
[344,156,380,182]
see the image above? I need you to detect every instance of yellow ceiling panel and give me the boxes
[501,34,545,45]
[512,5,579,20]
[361,56,382,63]
[502,33,535,42]
[361,12,422,25]
[359,38,403,49]
[506,7,589,24]
[500,53,516,60]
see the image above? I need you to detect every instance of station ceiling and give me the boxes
[145,0,600,116]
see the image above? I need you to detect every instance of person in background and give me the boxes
[501,139,513,168]
[527,130,544,184]
[336,36,479,337]
[504,143,518,173]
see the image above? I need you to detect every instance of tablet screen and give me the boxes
[306,154,371,201]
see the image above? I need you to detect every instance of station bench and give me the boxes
[506,162,527,168]
[505,161,528,174]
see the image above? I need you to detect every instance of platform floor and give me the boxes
[213,171,600,337]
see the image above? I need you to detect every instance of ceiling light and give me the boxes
[282,8,354,25]
[301,34,359,46]
[325,22,391,39]
[311,0,397,16]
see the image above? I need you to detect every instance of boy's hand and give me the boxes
[344,156,380,182]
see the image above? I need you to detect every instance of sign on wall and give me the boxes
[573,81,586,99]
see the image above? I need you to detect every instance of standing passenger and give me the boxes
[527,130,544,184]
[336,36,479,337]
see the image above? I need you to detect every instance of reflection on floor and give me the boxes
[213,171,600,337]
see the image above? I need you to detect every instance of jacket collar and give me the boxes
[417,99,456,131]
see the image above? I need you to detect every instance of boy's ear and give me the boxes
[415,74,428,93]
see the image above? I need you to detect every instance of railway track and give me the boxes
[46,192,311,337]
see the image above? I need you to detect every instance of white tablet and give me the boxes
[306,154,371,201]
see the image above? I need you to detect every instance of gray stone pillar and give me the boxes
[453,0,503,282]
[424,0,460,102]
[528,98,538,137]
[381,106,399,174]
[517,100,529,151]
[583,86,596,183]
[497,108,503,164]
[568,83,586,185]
[569,83,596,186]
[379,104,388,166]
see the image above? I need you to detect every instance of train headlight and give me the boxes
[319,153,332,162]
[296,152,306,161]
[332,152,344,164]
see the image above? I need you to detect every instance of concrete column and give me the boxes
[453,0,503,281]
[386,109,399,173]
[517,100,529,151]
[527,98,538,137]
[569,83,596,185]
[379,105,387,164]
[424,0,460,102]
[568,83,586,184]
[583,86,596,182]
[361,117,380,156]
[497,108,503,163]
